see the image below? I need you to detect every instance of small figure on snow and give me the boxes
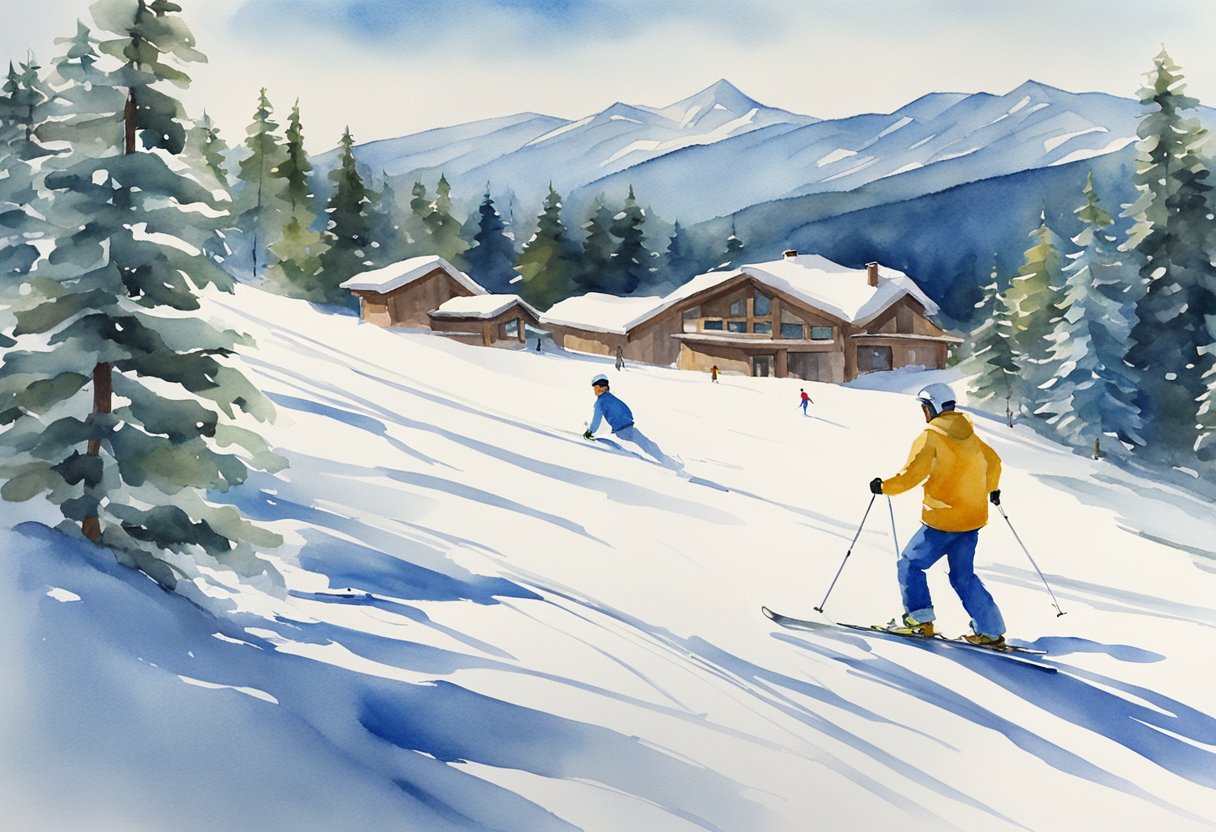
[799,388,814,416]
[615,345,625,371]
[583,373,681,469]
[869,383,1007,646]
[710,365,719,383]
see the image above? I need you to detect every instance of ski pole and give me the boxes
[887,496,901,557]
[814,493,877,613]
[998,503,1066,617]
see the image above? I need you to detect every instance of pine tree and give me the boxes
[717,218,745,270]
[1004,213,1066,419]
[403,179,430,254]
[182,111,234,268]
[365,173,408,268]
[1123,49,1216,461]
[266,99,329,299]
[0,0,282,587]
[0,55,55,281]
[464,185,517,293]
[232,88,289,280]
[963,262,1020,427]
[576,195,616,293]
[605,185,649,294]
[423,173,469,266]
[1036,174,1144,458]
[515,184,575,309]
[317,126,372,306]
[662,221,702,286]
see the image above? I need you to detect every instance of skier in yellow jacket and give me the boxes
[870,383,1007,646]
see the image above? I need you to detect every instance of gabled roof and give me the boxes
[340,255,486,296]
[430,294,541,320]
[663,254,938,327]
[539,292,666,335]
[539,254,939,335]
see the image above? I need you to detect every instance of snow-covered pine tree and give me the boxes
[515,184,575,309]
[422,173,469,267]
[1036,173,1144,459]
[266,99,329,299]
[232,87,289,280]
[0,55,55,281]
[662,221,702,286]
[365,173,408,268]
[1123,49,1216,462]
[716,218,745,271]
[182,111,235,269]
[317,126,372,306]
[0,0,282,588]
[963,261,1020,427]
[1003,213,1066,420]
[403,179,430,254]
[605,185,649,294]
[576,195,616,294]
[464,185,517,293]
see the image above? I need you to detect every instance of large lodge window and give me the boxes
[811,326,833,341]
[781,323,804,339]
[753,290,772,317]
[753,322,772,335]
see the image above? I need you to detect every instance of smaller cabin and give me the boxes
[341,256,484,327]
[428,295,543,347]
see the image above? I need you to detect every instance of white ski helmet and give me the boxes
[590,373,610,387]
[916,383,957,418]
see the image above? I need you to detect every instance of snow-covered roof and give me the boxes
[539,293,666,335]
[649,254,937,330]
[430,294,541,320]
[339,255,486,296]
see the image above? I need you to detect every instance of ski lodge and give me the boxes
[340,256,541,348]
[540,251,959,382]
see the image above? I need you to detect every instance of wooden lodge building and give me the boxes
[540,251,959,382]
[341,256,541,348]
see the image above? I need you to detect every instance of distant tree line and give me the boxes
[960,49,1216,478]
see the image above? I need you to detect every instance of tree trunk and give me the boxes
[1093,436,1101,460]
[81,361,113,542]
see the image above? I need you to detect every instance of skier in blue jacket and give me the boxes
[583,373,681,469]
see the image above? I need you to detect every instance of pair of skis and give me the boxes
[761,606,1056,673]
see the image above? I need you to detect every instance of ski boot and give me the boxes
[963,632,1006,648]
[882,614,934,638]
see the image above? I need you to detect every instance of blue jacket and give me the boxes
[589,391,634,434]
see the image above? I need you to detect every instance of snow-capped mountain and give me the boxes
[4,284,1213,831]
[320,78,1189,226]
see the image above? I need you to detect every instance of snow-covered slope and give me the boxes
[2,286,1214,832]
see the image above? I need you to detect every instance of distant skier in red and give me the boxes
[799,388,813,416]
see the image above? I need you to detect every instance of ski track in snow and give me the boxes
[1,285,1214,832]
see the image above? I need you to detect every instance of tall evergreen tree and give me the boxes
[576,195,616,293]
[317,126,372,306]
[1004,213,1066,419]
[423,173,469,266]
[605,185,649,294]
[464,185,517,292]
[515,184,575,309]
[0,55,55,281]
[267,99,329,299]
[963,262,1020,427]
[232,87,289,279]
[1036,174,1144,458]
[662,221,702,286]
[365,173,408,268]
[717,218,745,271]
[1123,49,1216,460]
[403,179,430,254]
[182,111,234,267]
[0,0,281,587]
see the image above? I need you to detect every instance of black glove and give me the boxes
[869,477,884,495]
[989,489,1001,506]
[582,429,594,440]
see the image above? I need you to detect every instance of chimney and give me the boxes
[783,249,798,260]
[866,262,879,287]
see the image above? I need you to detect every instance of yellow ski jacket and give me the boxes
[881,410,1002,533]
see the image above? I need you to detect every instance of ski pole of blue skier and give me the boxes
[997,504,1066,617]
[814,494,877,613]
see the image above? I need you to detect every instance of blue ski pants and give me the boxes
[898,524,1005,638]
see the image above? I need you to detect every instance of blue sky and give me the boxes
[4,0,1214,150]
